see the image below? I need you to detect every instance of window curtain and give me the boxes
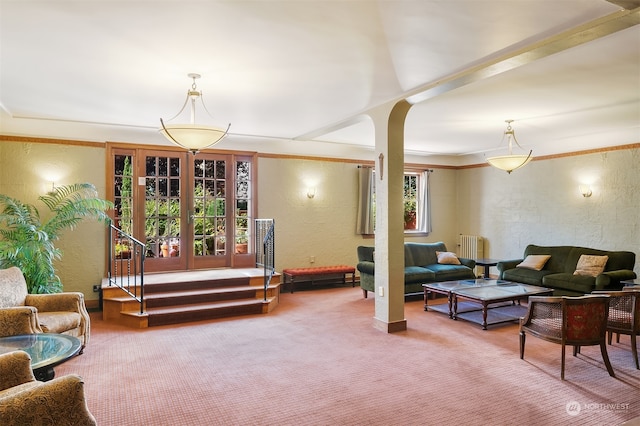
[356,166,374,235]
[418,170,432,234]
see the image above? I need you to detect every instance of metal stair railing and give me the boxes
[108,223,146,314]
[255,219,275,301]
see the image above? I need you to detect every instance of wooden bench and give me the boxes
[282,265,356,293]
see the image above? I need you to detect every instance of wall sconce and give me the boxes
[46,182,57,196]
[307,187,316,199]
[579,185,592,198]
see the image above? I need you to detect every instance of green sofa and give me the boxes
[497,244,637,296]
[356,242,476,298]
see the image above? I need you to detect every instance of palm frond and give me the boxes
[40,183,113,239]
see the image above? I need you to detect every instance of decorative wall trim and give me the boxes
[2,134,637,170]
[0,134,104,148]
[458,142,640,170]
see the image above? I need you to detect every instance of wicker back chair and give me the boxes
[519,295,614,379]
[593,290,639,369]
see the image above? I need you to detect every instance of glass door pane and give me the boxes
[235,160,251,254]
[191,154,231,268]
[113,154,133,236]
[142,152,187,271]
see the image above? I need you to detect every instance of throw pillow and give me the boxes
[436,251,461,265]
[516,255,551,271]
[574,255,608,277]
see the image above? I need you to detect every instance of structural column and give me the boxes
[368,100,411,333]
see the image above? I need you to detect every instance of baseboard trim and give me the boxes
[372,317,407,333]
[85,299,100,311]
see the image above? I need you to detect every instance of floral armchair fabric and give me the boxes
[0,350,96,425]
[0,267,90,351]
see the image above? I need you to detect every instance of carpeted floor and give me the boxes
[58,286,640,425]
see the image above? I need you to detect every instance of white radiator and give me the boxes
[458,235,484,276]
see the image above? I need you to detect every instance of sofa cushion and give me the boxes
[436,251,461,265]
[424,264,475,281]
[573,255,608,277]
[516,255,551,271]
[523,245,573,273]
[503,267,556,286]
[404,266,435,284]
[405,242,446,267]
[37,312,82,334]
[543,273,597,295]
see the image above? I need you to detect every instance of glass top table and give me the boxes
[0,333,82,381]
[423,279,509,318]
[452,282,553,329]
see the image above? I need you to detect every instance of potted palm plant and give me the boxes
[0,183,113,294]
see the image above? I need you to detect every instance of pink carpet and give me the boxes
[57,286,640,425]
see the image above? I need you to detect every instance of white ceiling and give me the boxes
[1,1,639,166]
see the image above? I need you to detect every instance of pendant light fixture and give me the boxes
[486,120,532,173]
[159,73,230,154]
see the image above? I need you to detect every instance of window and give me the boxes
[356,167,431,235]
[403,173,418,231]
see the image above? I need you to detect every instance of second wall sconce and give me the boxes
[579,185,592,198]
[307,187,316,199]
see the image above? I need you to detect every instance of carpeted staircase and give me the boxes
[101,269,280,328]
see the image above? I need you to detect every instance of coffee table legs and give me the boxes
[423,288,429,311]
[453,296,489,329]
[481,301,489,330]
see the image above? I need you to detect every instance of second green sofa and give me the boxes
[497,244,636,296]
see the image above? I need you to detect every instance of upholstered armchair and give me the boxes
[0,350,96,425]
[519,295,614,379]
[0,267,90,351]
[594,290,639,369]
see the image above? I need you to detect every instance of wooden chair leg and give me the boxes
[561,344,566,380]
[607,331,613,345]
[631,333,639,370]
[362,288,368,298]
[600,342,615,377]
[519,331,525,359]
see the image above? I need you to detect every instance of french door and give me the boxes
[110,146,255,273]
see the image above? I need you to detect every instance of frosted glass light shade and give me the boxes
[486,152,532,174]
[159,123,228,154]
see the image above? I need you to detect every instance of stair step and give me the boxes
[143,276,251,294]
[144,285,274,308]
[146,299,272,327]
[102,268,281,328]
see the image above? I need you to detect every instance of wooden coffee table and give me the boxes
[452,283,553,330]
[423,279,506,318]
[0,334,82,381]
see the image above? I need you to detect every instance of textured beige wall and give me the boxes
[2,138,637,303]
[456,147,640,277]
[0,141,107,301]
[257,158,454,272]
